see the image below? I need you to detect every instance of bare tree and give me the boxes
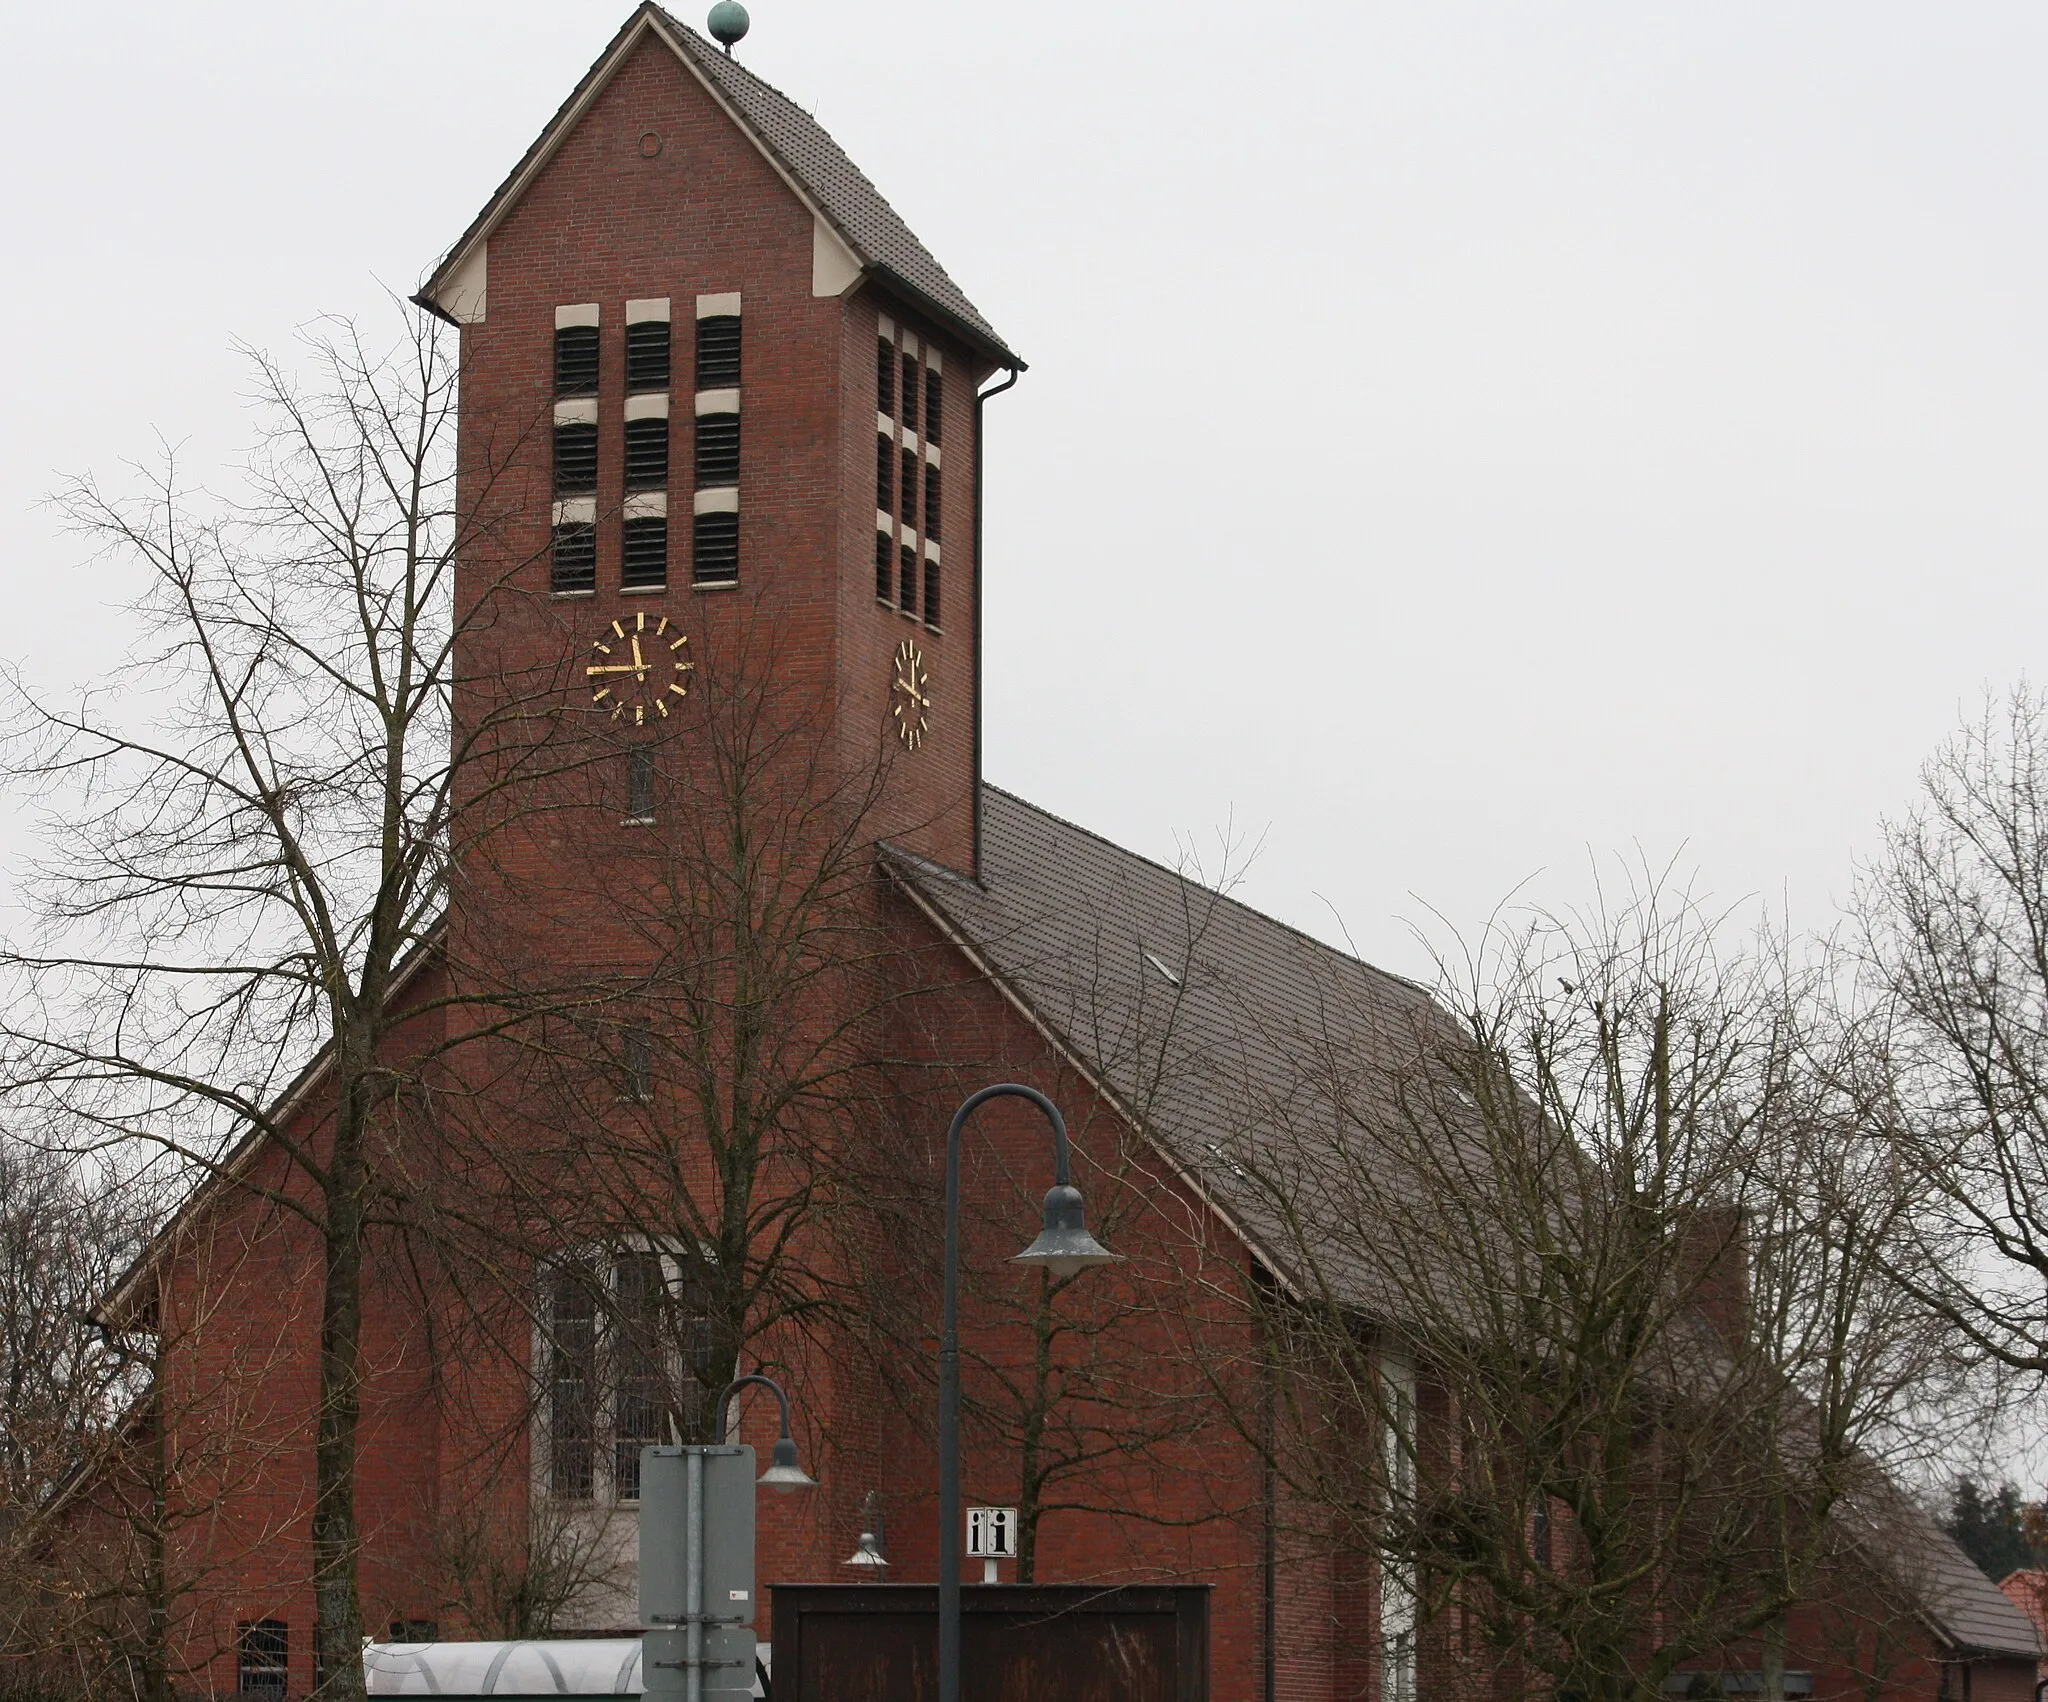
[1200,880,1948,1702]
[19,1209,320,1702]
[377,628,938,1628]
[422,1493,632,1642]
[0,305,581,1697]
[0,1143,134,1542]
[1858,685,2048,1382]
[518,635,903,1425]
[0,1140,138,1686]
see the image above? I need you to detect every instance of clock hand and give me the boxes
[588,663,647,676]
[630,635,646,675]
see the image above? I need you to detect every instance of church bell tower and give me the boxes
[417,2,1020,880]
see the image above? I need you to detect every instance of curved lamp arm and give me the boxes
[947,1081,1075,1186]
[713,1373,815,1492]
[715,1373,791,1442]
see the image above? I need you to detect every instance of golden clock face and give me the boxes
[586,612,693,724]
[890,638,931,751]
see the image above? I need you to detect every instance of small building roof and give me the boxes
[1999,1568,2048,1655]
[1848,1487,2044,1660]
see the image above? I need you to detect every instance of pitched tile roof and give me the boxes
[419,5,1018,368]
[1846,1484,2044,1659]
[650,9,1015,365]
[1918,1531,2045,1657]
[885,784,1465,1305]
[888,784,2043,1665]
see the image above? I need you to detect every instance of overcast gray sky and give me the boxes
[5,0,2045,978]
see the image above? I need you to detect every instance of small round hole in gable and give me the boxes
[638,132,663,158]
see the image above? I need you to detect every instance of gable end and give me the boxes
[415,4,1019,368]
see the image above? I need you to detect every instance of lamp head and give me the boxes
[842,1529,890,1568]
[1011,1183,1119,1281]
[757,1434,816,1494]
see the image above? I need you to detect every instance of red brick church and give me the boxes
[50,8,2039,1699]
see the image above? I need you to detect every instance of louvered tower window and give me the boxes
[925,464,941,539]
[925,367,943,444]
[554,308,601,591]
[554,423,597,497]
[900,448,917,527]
[900,352,920,433]
[875,530,893,603]
[615,303,673,596]
[924,555,941,630]
[552,523,596,594]
[899,544,917,614]
[689,297,742,588]
[626,320,671,392]
[622,517,667,590]
[624,417,669,490]
[877,335,895,414]
[696,316,741,388]
[696,414,740,487]
[555,327,599,396]
[694,511,739,585]
[875,434,893,512]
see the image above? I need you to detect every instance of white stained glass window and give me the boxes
[541,1248,711,1505]
[1380,1347,1419,1702]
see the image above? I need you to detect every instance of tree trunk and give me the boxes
[1014,1272,1060,1585]
[1761,1617,1787,1702]
[313,1090,369,1700]
[143,1368,172,1702]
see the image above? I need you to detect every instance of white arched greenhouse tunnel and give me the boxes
[362,1639,771,1696]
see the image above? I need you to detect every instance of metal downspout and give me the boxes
[971,365,1021,883]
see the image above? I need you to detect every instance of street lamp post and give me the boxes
[937,1084,1118,1702]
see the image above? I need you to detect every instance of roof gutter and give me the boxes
[972,364,1021,883]
[411,290,462,329]
[870,264,1025,374]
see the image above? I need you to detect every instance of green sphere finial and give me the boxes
[707,1,750,51]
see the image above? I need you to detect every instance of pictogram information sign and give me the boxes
[966,1507,1018,1559]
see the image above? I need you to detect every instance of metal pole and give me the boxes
[939,1083,1070,1702]
[685,1447,704,1702]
